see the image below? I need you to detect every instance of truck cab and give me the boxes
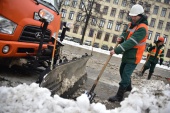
[0,0,61,67]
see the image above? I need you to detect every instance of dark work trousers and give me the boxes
[119,62,137,88]
[143,60,156,74]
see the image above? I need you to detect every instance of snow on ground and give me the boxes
[0,80,170,113]
[1,40,170,113]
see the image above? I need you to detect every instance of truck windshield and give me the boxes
[35,0,59,14]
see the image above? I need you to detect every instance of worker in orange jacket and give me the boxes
[140,37,164,80]
[108,4,148,102]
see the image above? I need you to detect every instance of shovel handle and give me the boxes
[141,54,150,72]
[89,42,119,93]
[94,42,118,84]
[50,36,57,70]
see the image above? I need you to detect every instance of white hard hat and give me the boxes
[129,4,144,16]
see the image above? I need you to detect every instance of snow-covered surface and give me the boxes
[0,40,170,113]
[0,81,170,113]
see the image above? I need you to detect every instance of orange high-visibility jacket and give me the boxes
[126,23,148,64]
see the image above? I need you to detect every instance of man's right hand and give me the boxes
[117,37,122,43]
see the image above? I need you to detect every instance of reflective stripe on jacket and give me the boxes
[126,23,148,64]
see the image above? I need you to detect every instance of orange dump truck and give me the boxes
[0,0,60,66]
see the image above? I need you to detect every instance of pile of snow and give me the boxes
[0,80,170,113]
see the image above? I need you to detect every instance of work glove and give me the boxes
[160,58,163,65]
[149,46,155,51]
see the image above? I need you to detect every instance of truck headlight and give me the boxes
[38,9,54,23]
[0,16,17,34]
[2,45,10,54]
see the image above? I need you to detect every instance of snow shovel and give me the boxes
[138,54,150,76]
[86,43,119,103]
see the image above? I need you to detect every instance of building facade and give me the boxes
[60,0,170,61]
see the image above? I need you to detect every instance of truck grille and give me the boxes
[19,26,51,44]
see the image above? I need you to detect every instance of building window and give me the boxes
[164,0,170,4]
[163,34,168,44]
[118,10,124,19]
[73,25,79,33]
[121,0,127,7]
[99,19,105,28]
[145,4,151,14]
[61,9,67,18]
[115,22,121,31]
[72,0,77,7]
[110,8,116,17]
[148,30,152,40]
[76,13,82,22]
[79,1,84,9]
[113,0,119,5]
[60,21,64,30]
[107,20,113,29]
[104,33,110,41]
[161,8,167,17]
[165,22,170,31]
[138,1,143,5]
[150,18,156,27]
[103,6,108,15]
[91,17,97,26]
[81,27,84,35]
[129,2,135,8]
[87,2,92,9]
[68,11,74,20]
[123,24,128,31]
[126,11,130,21]
[64,0,70,6]
[96,31,102,39]
[95,3,101,12]
[145,43,149,51]
[106,0,110,2]
[166,49,170,58]
[89,29,94,37]
[153,6,159,15]
[112,35,117,43]
[83,15,87,22]
[155,32,160,41]
[157,20,164,29]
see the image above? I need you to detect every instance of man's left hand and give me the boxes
[110,50,115,55]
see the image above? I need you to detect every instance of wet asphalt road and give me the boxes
[63,44,170,79]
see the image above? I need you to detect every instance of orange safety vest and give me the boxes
[150,48,163,58]
[126,23,148,64]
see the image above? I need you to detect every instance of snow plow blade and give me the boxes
[40,55,91,97]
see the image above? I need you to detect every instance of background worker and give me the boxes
[108,4,148,102]
[140,37,164,80]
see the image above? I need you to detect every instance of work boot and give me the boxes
[147,73,152,80]
[108,87,125,102]
[125,84,132,92]
[138,68,146,76]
